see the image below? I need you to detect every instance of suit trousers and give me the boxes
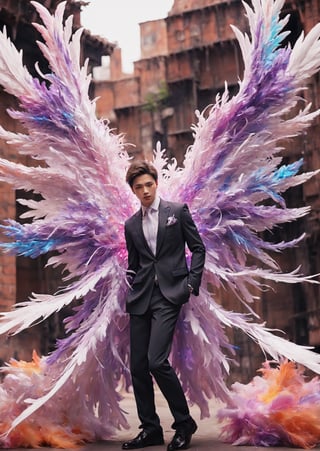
[129,284,190,433]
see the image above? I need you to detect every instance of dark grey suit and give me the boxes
[124,199,205,433]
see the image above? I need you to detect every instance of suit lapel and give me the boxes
[133,210,153,255]
[156,200,170,256]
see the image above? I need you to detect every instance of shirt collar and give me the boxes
[142,196,160,216]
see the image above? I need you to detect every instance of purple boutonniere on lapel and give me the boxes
[166,214,178,226]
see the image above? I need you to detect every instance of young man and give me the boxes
[123,160,206,451]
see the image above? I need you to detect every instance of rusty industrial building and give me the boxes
[0,0,319,383]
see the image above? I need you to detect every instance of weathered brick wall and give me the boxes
[0,89,19,312]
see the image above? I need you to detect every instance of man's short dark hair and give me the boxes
[126,160,158,188]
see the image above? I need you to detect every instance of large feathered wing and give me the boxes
[0,1,135,446]
[154,0,320,427]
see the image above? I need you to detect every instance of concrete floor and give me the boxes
[111,388,221,450]
[10,389,315,451]
[79,390,310,451]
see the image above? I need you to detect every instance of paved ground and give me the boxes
[78,390,310,451]
[110,388,221,450]
[9,389,315,451]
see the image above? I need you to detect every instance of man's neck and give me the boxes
[142,196,160,213]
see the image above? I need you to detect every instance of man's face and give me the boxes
[132,174,158,208]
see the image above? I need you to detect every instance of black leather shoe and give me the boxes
[167,418,197,450]
[122,430,164,449]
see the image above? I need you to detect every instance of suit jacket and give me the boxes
[124,199,206,314]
